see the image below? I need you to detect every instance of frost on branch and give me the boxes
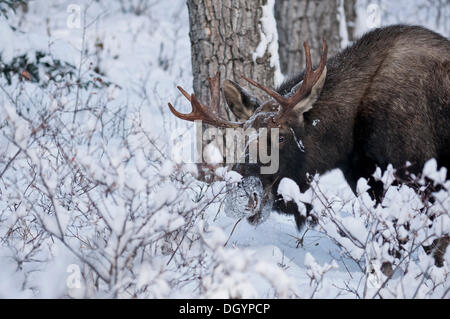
[1,0,449,300]
[0,61,296,298]
[277,161,449,299]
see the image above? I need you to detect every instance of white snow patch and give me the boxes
[253,0,284,86]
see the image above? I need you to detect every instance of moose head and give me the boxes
[168,40,328,228]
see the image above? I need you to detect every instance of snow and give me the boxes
[224,176,265,220]
[0,0,448,300]
[224,170,243,184]
[253,0,284,86]
[277,177,308,214]
[423,158,448,185]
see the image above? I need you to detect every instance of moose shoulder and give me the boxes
[169,25,450,230]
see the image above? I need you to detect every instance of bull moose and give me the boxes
[168,24,450,259]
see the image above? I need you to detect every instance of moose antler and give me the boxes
[168,72,244,128]
[243,39,328,123]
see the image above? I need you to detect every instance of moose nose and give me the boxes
[247,192,259,210]
[224,176,264,220]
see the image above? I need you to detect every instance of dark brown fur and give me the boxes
[230,25,450,228]
[279,25,449,192]
[169,25,450,268]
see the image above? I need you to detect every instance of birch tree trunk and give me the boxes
[275,0,357,76]
[186,0,277,120]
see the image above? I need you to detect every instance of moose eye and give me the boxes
[279,136,285,143]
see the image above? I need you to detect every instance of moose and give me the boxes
[168,25,450,262]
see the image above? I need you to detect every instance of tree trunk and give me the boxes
[186,0,277,120]
[344,0,357,42]
[275,0,356,77]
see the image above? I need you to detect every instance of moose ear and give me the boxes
[291,67,327,120]
[223,80,261,121]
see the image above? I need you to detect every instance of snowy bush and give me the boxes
[3,76,446,298]
[277,161,449,299]
[0,73,301,298]
[0,0,448,299]
[0,0,27,19]
[0,0,297,294]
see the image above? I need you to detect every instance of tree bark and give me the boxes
[344,0,357,42]
[186,0,277,120]
[275,0,356,77]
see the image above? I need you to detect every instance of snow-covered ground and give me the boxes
[0,0,448,299]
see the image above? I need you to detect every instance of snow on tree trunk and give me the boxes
[186,0,278,120]
[344,0,357,41]
[275,0,356,77]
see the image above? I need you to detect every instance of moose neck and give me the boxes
[283,68,363,186]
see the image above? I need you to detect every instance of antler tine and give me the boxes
[177,86,192,102]
[168,72,244,128]
[303,42,313,78]
[241,76,285,106]
[283,39,328,109]
[241,40,328,122]
[318,38,328,72]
